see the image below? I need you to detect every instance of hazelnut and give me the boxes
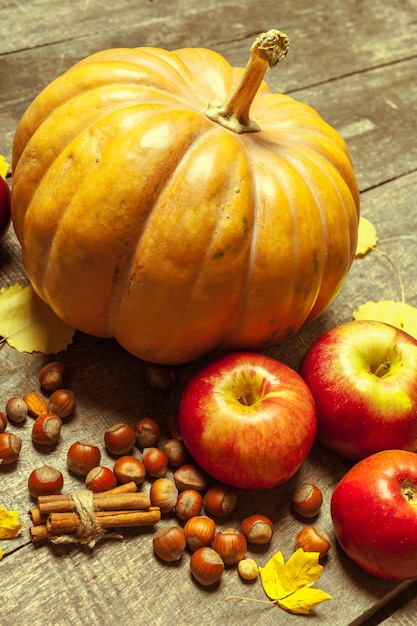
[183,516,216,552]
[292,483,323,518]
[47,389,76,418]
[85,466,117,492]
[241,514,274,544]
[145,364,175,391]
[173,464,208,492]
[153,525,186,562]
[295,526,331,560]
[203,483,238,517]
[39,361,69,391]
[142,447,168,478]
[67,441,101,476]
[166,412,180,439]
[211,528,247,565]
[0,411,7,432]
[149,477,178,514]
[238,558,259,581]
[5,397,28,423]
[190,547,225,586]
[28,465,64,498]
[175,489,203,521]
[135,417,160,448]
[0,432,22,464]
[162,438,188,467]
[104,423,136,456]
[113,455,146,485]
[31,413,62,446]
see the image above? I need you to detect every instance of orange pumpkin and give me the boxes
[11,30,359,364]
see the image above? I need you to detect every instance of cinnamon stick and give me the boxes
[46,507,161,534]
[30,524,50,543]
[29,481,138,524]
[101,481,138,495]
[30,507,161,543]
[28,507,47,526]
[29,482,152,544]
[38,491,151,514]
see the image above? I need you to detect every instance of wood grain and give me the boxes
[1,0,417,624]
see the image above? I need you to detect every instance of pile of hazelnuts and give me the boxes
[0,361,330,587]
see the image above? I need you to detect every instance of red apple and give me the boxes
[178,352,317,489]
[331,449,417,580]
[0,175,11,241]
[299,320,417,461]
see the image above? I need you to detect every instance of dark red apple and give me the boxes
[331,449,417,580]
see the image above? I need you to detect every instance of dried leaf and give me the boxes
[259,549,331,615]
[0,506,23,539]
[278,586,334,615]
[353,300,417,340]
[0,155,9,179]
[355,216,378,257]
[258,551,284,597]
[0,284,74,353]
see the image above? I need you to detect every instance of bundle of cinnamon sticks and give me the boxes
[29,481,160,545]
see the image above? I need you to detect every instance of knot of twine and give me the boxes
[51,490,122,549]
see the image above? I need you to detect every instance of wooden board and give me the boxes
[1,0,417,624]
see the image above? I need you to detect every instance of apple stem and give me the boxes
[372,359,391,377]
[401,479,417,507]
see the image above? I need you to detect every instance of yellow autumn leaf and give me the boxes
[260,548,323,599]
[279,586,333,615]
[0,155,9,179]
[257,550,284,595]
[259,549,331,614]
[0,284,75,353]
[355,216,378,257]
[0,506,23,539]
[353,300,417,340]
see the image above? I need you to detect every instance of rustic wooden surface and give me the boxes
[1,1,417,624]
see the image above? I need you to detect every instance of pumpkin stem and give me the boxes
[206,29,290,134]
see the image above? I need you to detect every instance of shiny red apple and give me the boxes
[299,320,417,461]
[178,351,317,489]
[0,175,11,241]
[331,449,417,580]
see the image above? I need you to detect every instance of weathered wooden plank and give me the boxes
[0,535,412,626]
[291,57,417,192]
[0,0,226,53]
[359,581,417,625]
[2,0,417,69]
[378,593,417,625]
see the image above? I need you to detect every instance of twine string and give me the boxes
[50,490,122,548]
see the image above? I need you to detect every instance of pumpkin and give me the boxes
[11,30,359,364]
